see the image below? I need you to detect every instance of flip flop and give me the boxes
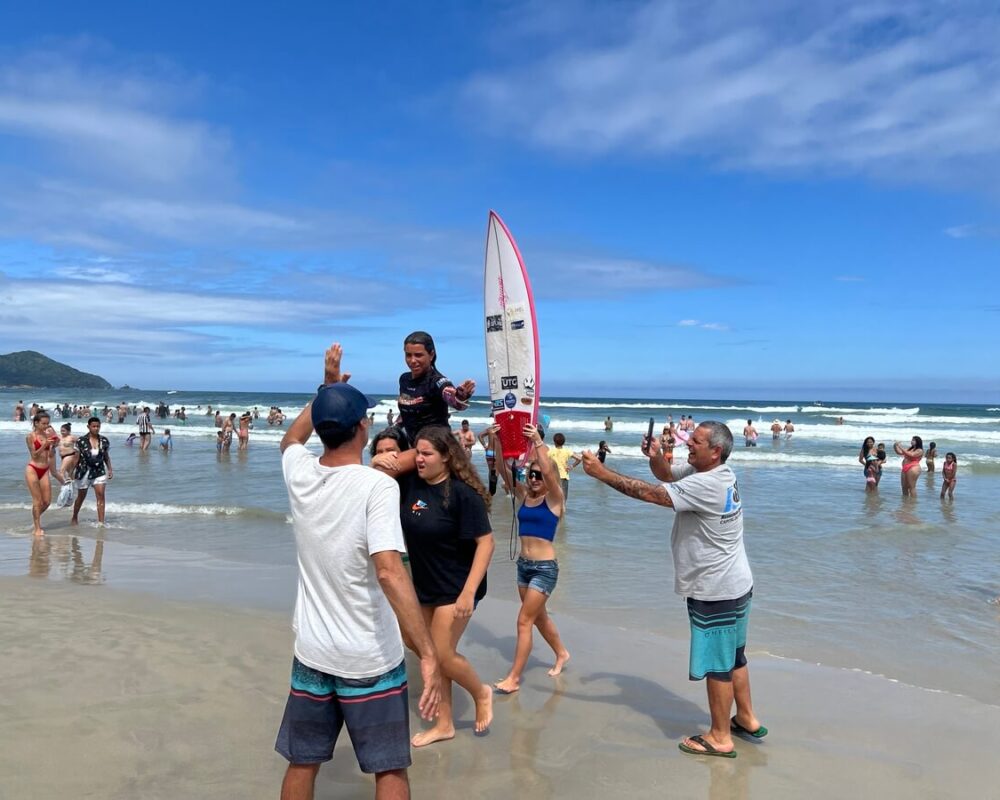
[731,717,768,739]
[678,734,737,758]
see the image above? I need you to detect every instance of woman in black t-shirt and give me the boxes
[397,331,476,446]
[376,424,495,747]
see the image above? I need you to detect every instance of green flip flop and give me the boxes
[678,734,737,758]
[731,716,768,739]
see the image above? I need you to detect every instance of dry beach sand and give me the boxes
[3,573,999,800]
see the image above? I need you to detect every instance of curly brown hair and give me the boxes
[413,425,491,511]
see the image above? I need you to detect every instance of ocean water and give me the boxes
[1,388,998,705]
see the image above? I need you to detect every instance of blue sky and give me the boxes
[1,1,998,401]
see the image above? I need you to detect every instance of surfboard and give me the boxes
[484,210,540,461]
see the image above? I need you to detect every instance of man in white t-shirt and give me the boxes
[275,344,441,800]
[581,421,765,759]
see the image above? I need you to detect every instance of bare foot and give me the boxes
[493,677,520,694]
[475,684,493,733]
[32,528,45,537]
[70,518,79,526]
[411,725,455,748]
[548,650,570,676]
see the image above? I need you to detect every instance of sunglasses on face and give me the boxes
[528,470,543,480]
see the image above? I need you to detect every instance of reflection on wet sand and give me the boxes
[28,534,105,585]
[508,682,564,798]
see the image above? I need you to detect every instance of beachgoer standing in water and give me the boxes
[454,419,476,452]
[25,412,58,536]
[743,420,757,447]
[490,423,570,694]
[238,412,251,450]
[136,406,154,451]
[72,417,113,526]
[548,433,581,502]
[276,344,440,800]
[895,436,924,497]
[940,453,958,500]
[396,331,475,447]
[582,421,765,758]
[784,419,794,438]
[925,441,937,473]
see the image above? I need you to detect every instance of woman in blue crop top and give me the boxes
[490,423,570,694]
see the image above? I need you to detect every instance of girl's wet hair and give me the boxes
[404,331,437,365]
[911,435,923,450]
[928,441,936,449]
[946,452,957,462]
[369,427,410,457]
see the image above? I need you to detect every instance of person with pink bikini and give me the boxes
[894,436,924,497]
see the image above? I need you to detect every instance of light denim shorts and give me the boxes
[516,557,559,596]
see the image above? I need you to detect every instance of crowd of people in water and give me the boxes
[857,436,958,499]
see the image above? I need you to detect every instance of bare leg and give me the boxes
[534,607,570,676]
[681,676,736,755]
[374,769,410,800]
[280,763,319,800]
[412,604,492,746]
[25,466,46,536]
[71,487,87,524]
[730,665,760,733]
[94,483,107,524]
[907,469,919,497]
[495,587,547,693]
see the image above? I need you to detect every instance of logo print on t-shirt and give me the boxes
[411,499,428,515]
[724,482,741,513]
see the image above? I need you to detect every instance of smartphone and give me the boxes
[644,417,655,453]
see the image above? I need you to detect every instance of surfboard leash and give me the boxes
[508,457,519,561]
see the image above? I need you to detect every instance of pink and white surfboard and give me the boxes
[483,210,540,461]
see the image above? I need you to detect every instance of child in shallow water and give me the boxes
[940,453,958,500]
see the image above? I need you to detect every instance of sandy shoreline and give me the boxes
[2,575,998,799]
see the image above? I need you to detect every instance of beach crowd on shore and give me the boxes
[10,332,970,799]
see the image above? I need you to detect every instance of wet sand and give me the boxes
[2,575,998,799]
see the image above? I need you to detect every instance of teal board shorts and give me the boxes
[686,589,752,681]
[275,657,410,773]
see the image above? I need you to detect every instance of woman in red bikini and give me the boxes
[25,411,58,536]
[894,435,924,498]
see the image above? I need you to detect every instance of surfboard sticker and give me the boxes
[484,211,540,461]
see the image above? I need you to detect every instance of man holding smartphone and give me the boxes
[580,421,765,759]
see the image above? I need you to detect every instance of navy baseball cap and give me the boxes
[311,384,376,430]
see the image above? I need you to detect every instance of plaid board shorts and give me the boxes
[275,657,411,773]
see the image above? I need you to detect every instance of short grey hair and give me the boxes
[698,421,733,463]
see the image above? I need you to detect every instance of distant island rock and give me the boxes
[0,351,113,390]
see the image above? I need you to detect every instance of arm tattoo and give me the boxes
[604,471,672,507]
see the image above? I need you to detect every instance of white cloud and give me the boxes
[677,319,728,331]
[0,47,228,187]
[945,223,1000,239]
[462,1,1000,186]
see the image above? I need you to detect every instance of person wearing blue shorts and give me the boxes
[276,344,441,799]
[582,420,766,759]
[491,423,570,694]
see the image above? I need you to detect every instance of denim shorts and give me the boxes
[275,657,410,773]
[516,557,559,596]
